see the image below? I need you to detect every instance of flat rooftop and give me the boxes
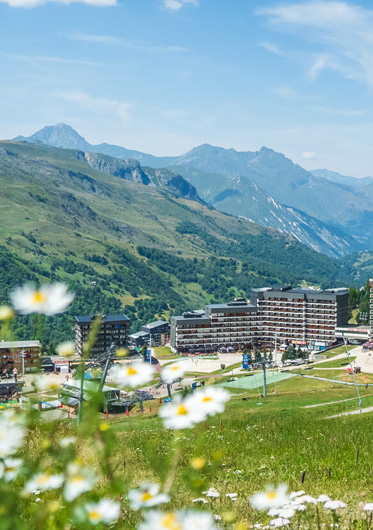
[142,320,169,329]
[75,314,130,323]
[0,340,41,349]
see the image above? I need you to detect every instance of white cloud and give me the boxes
[69,33,187,52]
[302,151,318,160]
[163,0,197,11]
[260,41,284,57]
[258,1,373,86]
[0,0,115,6]
[6,53,102,66]
[56,91,132,122]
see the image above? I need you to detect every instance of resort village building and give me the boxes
[170,286,349,353]
[74,314,130,357]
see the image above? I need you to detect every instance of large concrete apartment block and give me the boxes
[74,314,130,357]
[171,287,349,353]
[251,285,349,345]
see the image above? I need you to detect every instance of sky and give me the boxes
[0,0,372,177]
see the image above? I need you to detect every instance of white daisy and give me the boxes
[0,458,23,481]
[82,499,120,525]
[59,437,76,448]
[109,363,154,388]
[363,503,373,511]
[64,463,96,502]
[250,485,289,511]
[181,511,219,530]
[10,283,74,316]
[0,306,14,320]
[323,500,346,510]
[159,395,205,430]
[24,472,64,493]
[188,387,230,417]
[34,375,60,392]
[161,363,186,384]
[56,341,75,357]
[192,498,208,504]
[128,483,170,510]
[138,510,183,530]
[0,410,25,457]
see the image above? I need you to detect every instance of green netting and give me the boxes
[221,371,296,389]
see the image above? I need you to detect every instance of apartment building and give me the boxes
[170,300,257,353]
[0,340,41,374]
[170,287,349,353]
[74,314,130,357]
[141,320,170,347]
[251,285,348,345]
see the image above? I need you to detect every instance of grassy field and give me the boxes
[314,356,357,368]
[92,373,373,527]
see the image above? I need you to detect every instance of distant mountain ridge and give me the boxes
[13,123,373,258]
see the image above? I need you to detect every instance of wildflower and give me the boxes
[159,395,205,430]
[138,510,183,530]
[188,387,230,417]
[81,499,120,525]
[268,508,295,519]
[59,437,76,448]
[250,485,289,511]
[56,341,75,357]
[203,487,220,498]
[25,472,64,493]
[192,498,208,504]
[128,483,170,510]
[317,494,331,503]
[109,363,153,388]
[290,491,305,499]
[191,457,205,470]
[269,518,290,527]
[181,511,219,529]
[161,363,186,384]
[34,375,61,392]
[0,306,14,320]
[0,458,23,481]
[0,410,25,457]
[294,495,316,505]
[10,283,74,316]
[226,493,238,500]
[64,463,96,501]
[324,500,346,510]
[363,503,373,511]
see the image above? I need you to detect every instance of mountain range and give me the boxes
[14,124,373,259]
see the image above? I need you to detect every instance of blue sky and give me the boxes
[0,0,373,177]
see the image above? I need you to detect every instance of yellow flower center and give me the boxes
[32,291,47,304]
[88,511,102,521]
[127,367,137,376]
[39,475,51,485]
[4,466,15,473]
[177,405,188,416]
[266,491,277,500]
[141,492,153,502]
[71,475,84,483]
[171,366,179,371]
[202,397,212,402]
[162,513,182,530]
